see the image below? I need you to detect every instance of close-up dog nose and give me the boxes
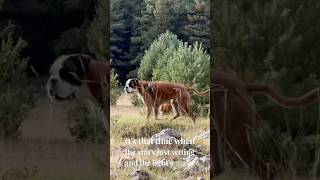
[49,89,54,95]
[51,78,58,84]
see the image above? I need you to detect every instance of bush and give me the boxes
[67,103,107,143]
[138,31,180,80]
[130,94,143,107]
[138,31,210,116]
[0,24,33,139]
[110,70,121,105]
[52,26,89,56]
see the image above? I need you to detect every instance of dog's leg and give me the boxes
[154,104,159,120]
[145,106,152,120]
[179,99,195,122]
[159,108,163,116]
[170,99,180,120]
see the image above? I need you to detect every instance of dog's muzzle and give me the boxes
[49,91,76,101]
[48,86,76,101]
[56,92,76,100]
[124,86,133,94]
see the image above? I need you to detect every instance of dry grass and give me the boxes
[110,97,210,180]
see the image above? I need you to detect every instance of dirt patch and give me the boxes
[111,94,142,117]
[20,98,75,140]
[0,94,106,179]
[116,93,133,107]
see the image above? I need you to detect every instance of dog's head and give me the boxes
[159,103,172,114]
[47,54,91,101]
[124,78,139,94]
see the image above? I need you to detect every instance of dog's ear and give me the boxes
[61,54,91,85]
[133,78,139,87]
[59,68,81,86]
[78,54,91,74]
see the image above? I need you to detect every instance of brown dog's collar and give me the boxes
[137,81,153,96]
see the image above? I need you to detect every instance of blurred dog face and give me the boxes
[159,103,172,115]
[124,78,139,94]
[47,54,90,101]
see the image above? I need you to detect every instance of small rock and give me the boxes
[199,130,210,139]
[200,155,210,166]
[186,154,198,164]
[132,169,151,180]
[190,148,205,157]
[184,154,210,177]
[193,130,210,141]
[149,128,181,149]
[160,128,181,139]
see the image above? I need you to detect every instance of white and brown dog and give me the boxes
[46,54,109,128]
[124,79,209,122]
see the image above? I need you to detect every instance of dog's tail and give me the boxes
[187,88,209,96]
[246,84,320,109]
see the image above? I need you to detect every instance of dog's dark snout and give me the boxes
[49,88,54,96]
[51,78,58,85]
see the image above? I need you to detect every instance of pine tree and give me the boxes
[54,21,90,55]
[110,0,141,81]
[128,0,189,77]
[128,1,153,70]
[138,31,180,80]
[184,0,210,52]
[87,0,108,59]
[213,0,320,83]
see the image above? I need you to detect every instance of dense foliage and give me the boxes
[138,31,180,80]
[213,0,320,176]
[0,24,33,139]
[183,0,210,52]
[87,0,108,59]
[111,0,209,82]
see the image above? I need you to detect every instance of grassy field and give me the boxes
[110,95,320,180]
[110,94,210,179]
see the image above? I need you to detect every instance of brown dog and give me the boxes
[211,70,320,176]
[124,79,209,122]
[159,103,172,116]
